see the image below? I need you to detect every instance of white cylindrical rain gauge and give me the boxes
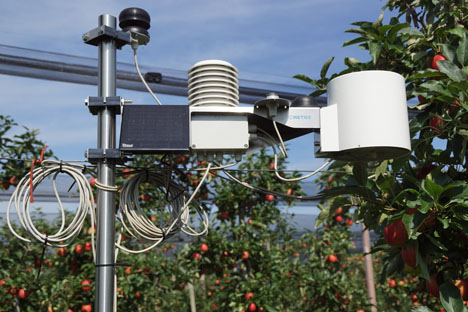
[318,70,411,161]
[188,60,239,107]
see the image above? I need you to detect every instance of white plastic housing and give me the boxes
[318,70,411,161]
[188,60,239,107]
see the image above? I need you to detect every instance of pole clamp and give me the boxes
[85,148,128,164]
[82,26,132,49]
[86,96,129,115]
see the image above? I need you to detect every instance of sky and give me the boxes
[0,0,395,213]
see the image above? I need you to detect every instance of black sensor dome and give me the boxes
[119,8,151,38]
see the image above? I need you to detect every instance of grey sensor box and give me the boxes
[119,105,190,153]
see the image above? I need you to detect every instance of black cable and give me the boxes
[36,235,48,281]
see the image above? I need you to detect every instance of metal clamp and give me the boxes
[85,148,127,164]
[254,93,290,118]
[82,25,132,49]
[86,96,127,115]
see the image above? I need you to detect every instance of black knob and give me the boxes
[119,8,151,38]
[291,96,318,107]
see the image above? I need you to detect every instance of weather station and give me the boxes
[6,7,411,312]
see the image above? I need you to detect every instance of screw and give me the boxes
[244,144,249,148]
[191,144,196,148]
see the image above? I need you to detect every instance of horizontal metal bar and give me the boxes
[0,44,318,105]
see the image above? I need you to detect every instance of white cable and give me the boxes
[272,120,288,158]
[6,159,96,260]
[273,153,330,182]
[133,49,163,106]
[193,162,238,171]
[116,164,211,254]
[259,128,330,182]
[94,179,119,192]
[220,168,320,201]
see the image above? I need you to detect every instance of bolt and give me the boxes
[244,144,249,148]
[266,92,279,100]
[191,144,197,148]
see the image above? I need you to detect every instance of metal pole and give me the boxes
[361,223,378,312]
[95,14,117,312]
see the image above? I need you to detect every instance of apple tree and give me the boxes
[295,1,468,310]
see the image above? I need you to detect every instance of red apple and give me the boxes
[18,288,28,299]
[200,243,209,253]
[192,252,201,260]
[388,279,397,288]
[57,247,67,257]
[335,207,343,214]
[74,244,83,254]
[81,280,91,291]
[431,54,447,71]
[415,163,436,179]
[429,116,443,129]
[248,303,257,311]
[426,274,439,298]
[241,251,250,260]
[383,219,408,247]
[265,194,274,202]
[401,245,417,267]
[245,292,254,301]
[84,242,92,252]
[327,254,338,263]
[335,215,343,223]
[455,279,468,300]
[81,305,92,312]
[122,169,131,178]
[89,177,96,187]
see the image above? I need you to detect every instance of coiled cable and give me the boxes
[6,159,96,259]
[116,163,211,253]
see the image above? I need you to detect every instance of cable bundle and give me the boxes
[6,160,96,258]
[117,164,211,253]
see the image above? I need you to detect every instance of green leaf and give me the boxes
[439,282,466,312]
[387,23,411,42]
[449,27,468,38]
[320,57,335,79]
[402,213,418,238]
[398,27,424,38]
[368,41,382,65]
[344,57,361,67]
[293,74,314,84]
[352,162,368,185]
[420,80,453,97]
[385,253,402,276]
[422,179,444,201]
[457,35,468,66]
[343,37,368,47]
[438,60,468,82]
[416,249,430,281]
[410,69,444,79]
[440,44,456,62]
